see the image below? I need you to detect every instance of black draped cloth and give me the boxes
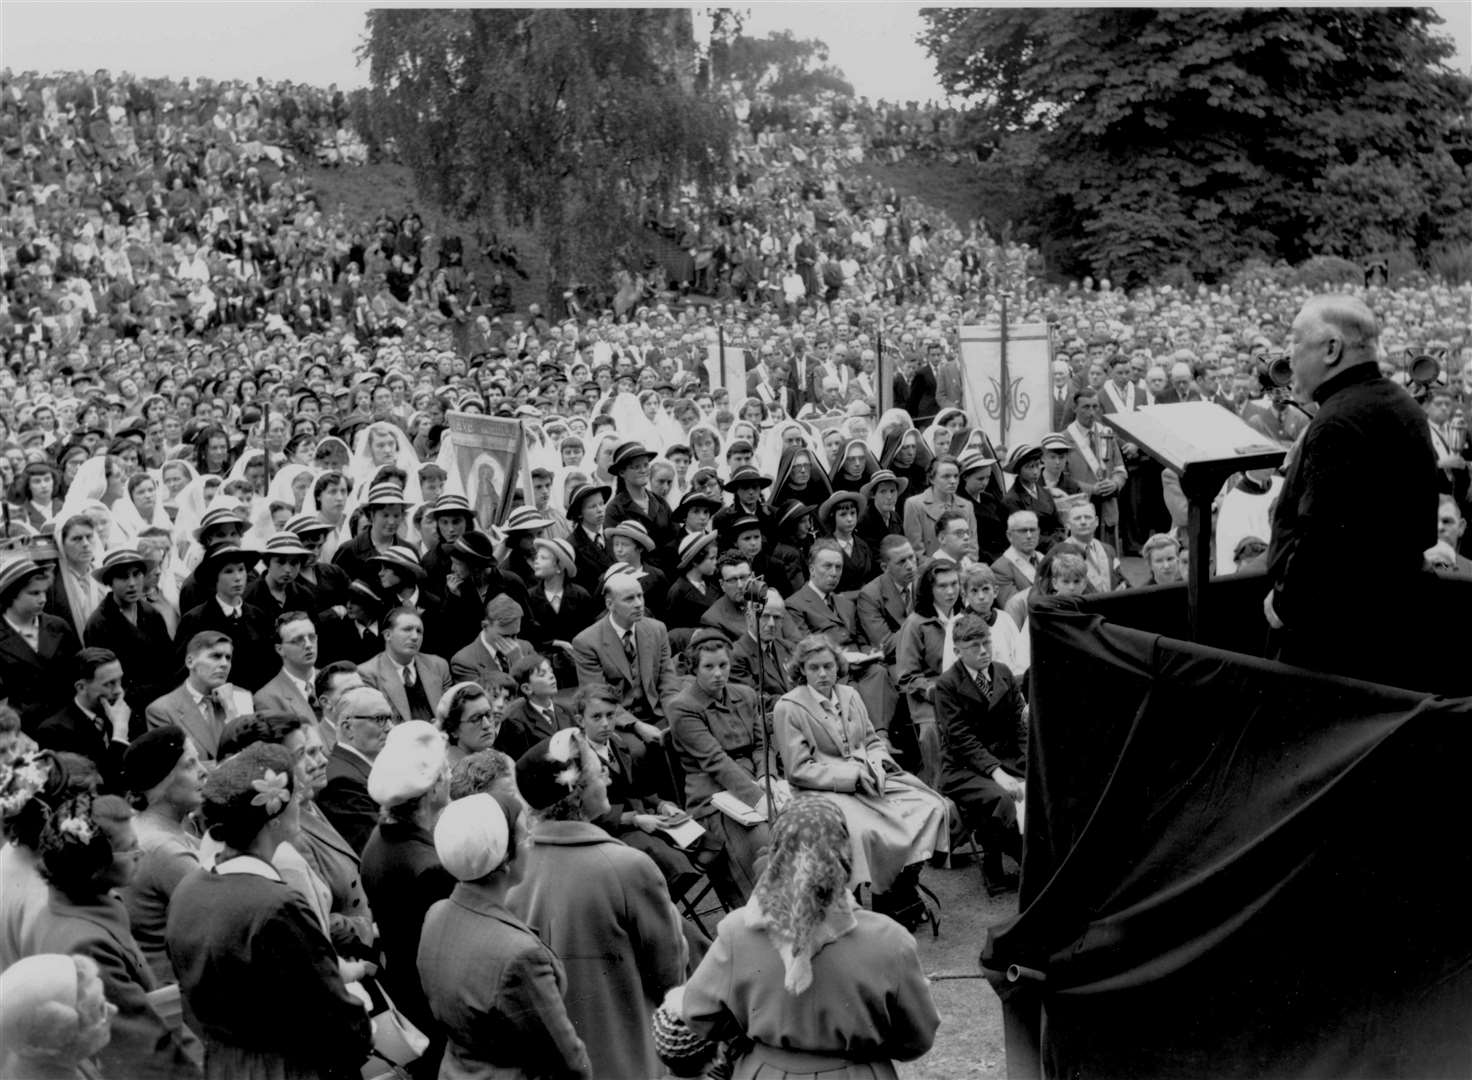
[984,574,1472,1080]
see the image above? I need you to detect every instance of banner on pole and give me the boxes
[958,323,1054,453]
[438,411,529,530]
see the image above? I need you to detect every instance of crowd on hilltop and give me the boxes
[2,66,1470,1080]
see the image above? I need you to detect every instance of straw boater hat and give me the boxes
[725,465,772,491]
[196,542,260,579]
[370,544,425,581]
[676,530,719,571]
[532,537,576,576]
[450,532,497,565]
[1002,443,1041,474]
[192,506,246,543]
[818,490,867,532]
[428,493,473,520]
[361,482,413,510]
[346,579,384,609]
[0,558,46,607]
[860,468,909,501]
[284,513,333,538]
[672,491,723,523]
[722,514,764,541]
[604,520,655,551]
[260,533,314,560]
[774,500,815,532]
[610,441,656,474]
[502,506,554,534]
[91,547,148,584]
[565,482,611,517]
[1040,433,1072,454]
[960,449,1000,476]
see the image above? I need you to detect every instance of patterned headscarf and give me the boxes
[749,797,856,995]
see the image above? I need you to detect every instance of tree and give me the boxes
[715,29,854,100]
[361,9,735,290]
[919,7,1472,284]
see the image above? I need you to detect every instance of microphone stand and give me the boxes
[743,592,777,816]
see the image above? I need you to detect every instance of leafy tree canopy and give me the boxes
[361,8,734,286]
[919,7,1472,284]
[713,29,855,100]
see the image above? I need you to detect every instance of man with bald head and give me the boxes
[571,570,682,733]
[1264,295,1438,684]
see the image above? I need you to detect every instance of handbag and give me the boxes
[357,975,429,1080]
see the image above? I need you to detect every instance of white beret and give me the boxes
[433,794,510,882]
[367,721,447,808]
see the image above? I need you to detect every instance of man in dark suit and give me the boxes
[0,557,83,733]
[570,570,681,734]
[784,540,898,736]
[729,589,795,713]
[318,581,386,667]
[893,353,938,422]
[35,647,131,792]
[318,684,393,853]
[755,361,801,420]
[83,547,173,727]
[933,613,1027,895]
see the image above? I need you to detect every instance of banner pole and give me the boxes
[999,296,1010,449]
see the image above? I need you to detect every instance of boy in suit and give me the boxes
[933,613,1027,896]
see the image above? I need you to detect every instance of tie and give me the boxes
[1030,553,1041,568]
[974,666,991,698]
[207,689,227,726]
[622,631,637,668]
[825,593,838,617]
[401,663,433,722]
[901,585,912,611]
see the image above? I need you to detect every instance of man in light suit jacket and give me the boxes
[990,511,1044,609]
[570,572,681,731]
[145,630,253,762]
[856,535,918,664]
[357,608,450,725]
[252,611,320,724]
[784,540,898,737]
[449,595,534,694]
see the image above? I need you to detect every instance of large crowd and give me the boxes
[2,65,1470,1080]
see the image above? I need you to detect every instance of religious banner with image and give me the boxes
[958,322,1054,455]
[436,411,530,530]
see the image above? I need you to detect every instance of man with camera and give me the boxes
[1264,295,1437,685]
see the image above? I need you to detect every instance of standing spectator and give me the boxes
[83,547,174,722]
[361,720,455,1075]
[1,557,83,733]
[166,744,371,1080]
[118,725,205,984]
[417,793,592,1080]
[510,729,687,1080]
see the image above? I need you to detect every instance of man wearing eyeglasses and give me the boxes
[1265,295,1438,685]
[318,685,394,853]
[253,611,320,724]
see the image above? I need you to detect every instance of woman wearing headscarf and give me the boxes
[773,635,949,930]
[25,792,200,1079]
[344,421,422,519]
[166,743,372,1080]
[770,440,833,509]
[509,728,686,1080]
[871,413,929,500]
[682,797,940,1080]
[829,437,879,494]
[418,793,592,1080]
[168,473,223,563]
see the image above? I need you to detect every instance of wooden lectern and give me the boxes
[1102,403,1287,641]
